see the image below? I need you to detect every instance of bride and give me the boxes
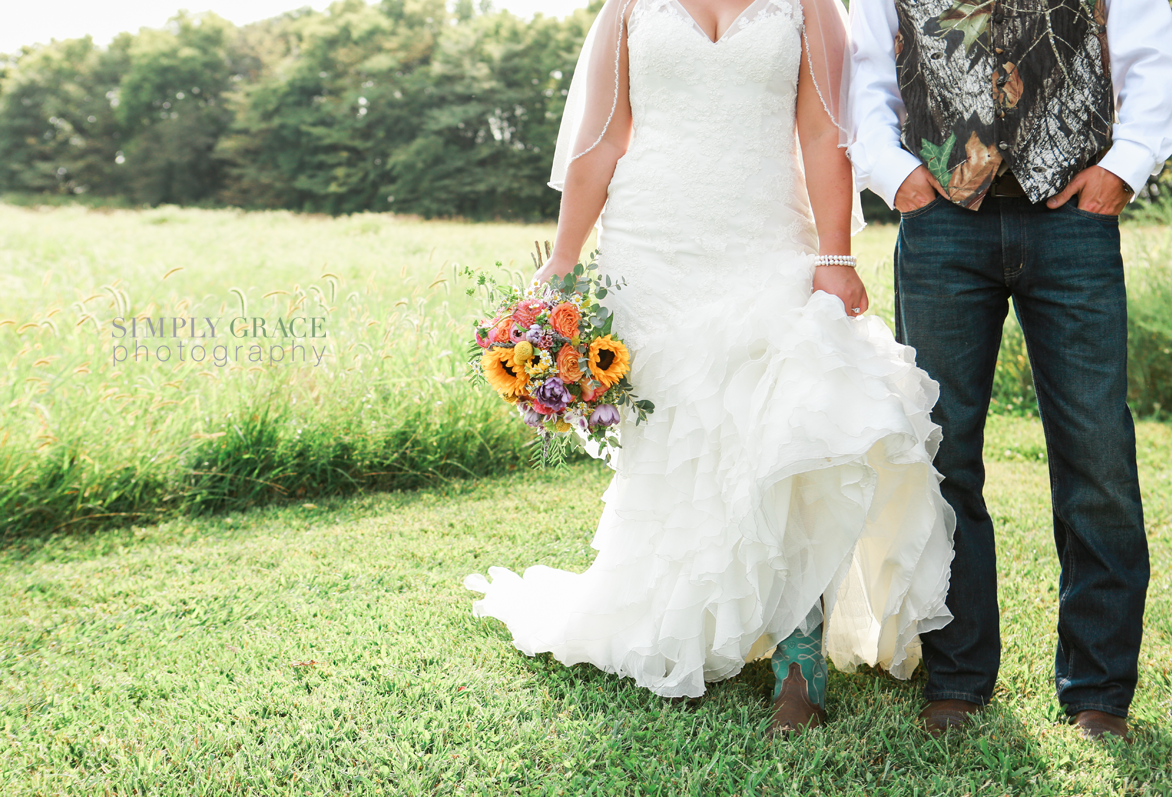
[465,0,955,734]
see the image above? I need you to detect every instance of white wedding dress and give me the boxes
[465,0,956,698]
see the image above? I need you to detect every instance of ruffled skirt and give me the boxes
[465,241,956,698]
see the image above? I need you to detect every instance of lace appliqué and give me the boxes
[641,0,801,45]
[598,1,816,355]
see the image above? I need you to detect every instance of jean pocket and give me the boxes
[1065,203,1120,223]
[900,196,948,220]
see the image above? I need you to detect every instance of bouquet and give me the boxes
[464,250,654,467]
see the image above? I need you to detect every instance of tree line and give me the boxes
[0,0,597,219]
[0,0,1167,220]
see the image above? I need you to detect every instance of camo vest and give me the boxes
[893,0,1114,208]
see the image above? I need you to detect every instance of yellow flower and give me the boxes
[481,347,528,399]
[555,420,572,433]
[513,340,534,364]
[588,335,630,389]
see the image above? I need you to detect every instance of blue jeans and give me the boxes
[894,195,1148,718]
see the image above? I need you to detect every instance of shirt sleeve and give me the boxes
[846,0,923,209]
[1096,0,1172,196]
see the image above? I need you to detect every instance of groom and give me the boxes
[848,0,1172,740]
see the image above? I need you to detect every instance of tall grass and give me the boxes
[0,205,553,534]
[1,203,1169,535]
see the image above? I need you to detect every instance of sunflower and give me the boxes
[588,335,630,389]
[482,347,529,399]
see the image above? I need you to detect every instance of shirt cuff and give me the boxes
[1098,139,1159,200]
[868,147,925,209]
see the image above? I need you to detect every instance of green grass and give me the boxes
[0,204,563,533]
[1,202,1170,536]
[1,415,1169,795]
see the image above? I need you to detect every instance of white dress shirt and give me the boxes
[847,0,1172,208]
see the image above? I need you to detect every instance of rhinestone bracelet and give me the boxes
[814,255,857,269]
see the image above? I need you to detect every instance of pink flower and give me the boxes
[475,322,493,348]
[512,299,543,328]
[488,317,514,345]
[530,399,558,415]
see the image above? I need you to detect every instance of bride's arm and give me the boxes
[536,4,635,285]
[796,34,869,316]
[539,125,632,284]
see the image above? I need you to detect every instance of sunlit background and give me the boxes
[0,0,592,53]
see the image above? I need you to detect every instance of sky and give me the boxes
[0,1,592,54]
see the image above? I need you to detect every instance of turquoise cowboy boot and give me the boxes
[769,622,828,734]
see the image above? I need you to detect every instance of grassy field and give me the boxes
[1,415,1169,796]
[2,202,1169,535]
[0,204,556,533]
[1,204,1170,793]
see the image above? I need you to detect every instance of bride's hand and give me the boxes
[531,253,578,288]
[813,266,870,318]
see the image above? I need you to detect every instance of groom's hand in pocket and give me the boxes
[1045,166,1132,216]
[894,166,947,214]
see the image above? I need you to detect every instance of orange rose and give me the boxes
[489,317,514,345]
[579,378,602,403]
[549,302,581,338]
[556,345,584,383]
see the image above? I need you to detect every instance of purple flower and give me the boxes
[589,404,621,428]
[534,377,572,413]
[524,324,556,349]
[522,407,546,428]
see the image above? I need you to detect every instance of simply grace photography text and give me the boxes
[110,315,328,367]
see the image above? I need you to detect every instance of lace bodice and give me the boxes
[598,0,819,335]
[637,0,802,46]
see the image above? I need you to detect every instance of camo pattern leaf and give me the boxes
[920,134,957,189]
[937,0,993,55]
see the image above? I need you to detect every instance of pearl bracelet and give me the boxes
[814,255,857,269]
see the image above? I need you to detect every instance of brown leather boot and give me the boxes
[919,699,982,737]
[1073,710,1131,743]
[769,662,828,736]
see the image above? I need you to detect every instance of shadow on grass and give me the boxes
[468,627,1082,794]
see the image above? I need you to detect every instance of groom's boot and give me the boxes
[919,699,982,737]
[769,623,827,735]
[1073,710,1131,743]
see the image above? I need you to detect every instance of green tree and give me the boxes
[0,0,606,218]
[381,7,589,218]
[217,0,447,213]
[0,36,130,196]
[115,12,241,205]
